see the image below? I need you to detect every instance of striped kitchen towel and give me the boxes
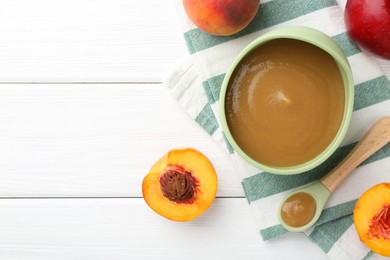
[165,0,390,259]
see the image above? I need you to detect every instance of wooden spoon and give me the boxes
[278,116,390,232]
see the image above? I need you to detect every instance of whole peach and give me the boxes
[183,0,260,36]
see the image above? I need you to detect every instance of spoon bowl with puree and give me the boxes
[279,116,390,232]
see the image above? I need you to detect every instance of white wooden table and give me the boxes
[0,1,389,259]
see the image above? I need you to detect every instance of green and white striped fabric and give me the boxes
[166,0,390,258]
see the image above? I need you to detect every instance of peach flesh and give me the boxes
[368,204,390,240]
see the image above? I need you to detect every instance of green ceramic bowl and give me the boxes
[219,26,354,175]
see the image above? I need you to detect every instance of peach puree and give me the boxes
[225,39,345,167]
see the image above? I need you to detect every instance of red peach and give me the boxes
[183,0,260,36]
[344,0,390,60]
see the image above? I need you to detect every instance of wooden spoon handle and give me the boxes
[321,116,390,193]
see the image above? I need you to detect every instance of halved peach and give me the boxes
[142,148,218,222]
[354,183,390,256]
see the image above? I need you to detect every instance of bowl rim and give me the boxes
[219,26,354,175]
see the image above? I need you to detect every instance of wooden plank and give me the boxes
[0,0,188,82]
[0,198,330,259]
[0,84,242,197]
[0,0,388,83]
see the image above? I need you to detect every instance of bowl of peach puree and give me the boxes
[219,26,354,175]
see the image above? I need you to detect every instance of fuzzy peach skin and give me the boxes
[183,0,260,36]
